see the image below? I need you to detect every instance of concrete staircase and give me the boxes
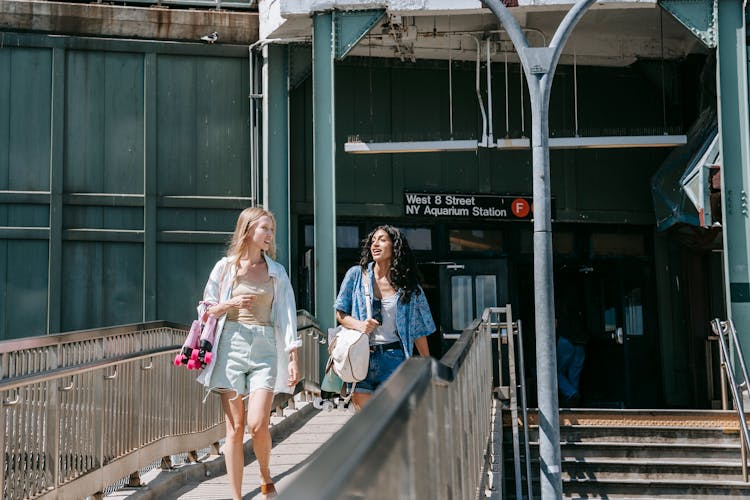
[502,409,750,499]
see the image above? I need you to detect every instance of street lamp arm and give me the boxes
[548,0,597,73]
[482,0,529,53]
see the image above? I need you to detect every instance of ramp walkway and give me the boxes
[110,402,354,500]
[0,307,500,500]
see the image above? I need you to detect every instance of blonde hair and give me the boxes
[227,207,277,260]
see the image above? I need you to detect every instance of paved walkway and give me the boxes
[113,400,354,500]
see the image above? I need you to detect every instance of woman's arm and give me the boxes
[336,309,379,334]
[206,297,251,318]
[414,336,430,356]
[287,348,299,386]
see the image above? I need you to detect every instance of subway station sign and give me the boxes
[403,192,534,220]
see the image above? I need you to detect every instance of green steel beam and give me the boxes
[334,9,385,60]
[289,44,312,90]
[716,0,750,359]
[48,47,64,335]
[659,0,717,48]
[264,44,291,272]
[313,12,337,333]
[143,53,157,321]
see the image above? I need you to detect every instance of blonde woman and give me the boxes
[196,207,301,499]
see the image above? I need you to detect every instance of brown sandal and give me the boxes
[261,483,277,497]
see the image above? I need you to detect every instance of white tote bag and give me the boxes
[326,269,373,384]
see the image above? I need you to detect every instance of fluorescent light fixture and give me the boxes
[496,138,531,149]
[344,140,478,154]
[344,135,688,154]
[548,135,688,149]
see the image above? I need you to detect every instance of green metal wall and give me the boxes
[291,58,693,224]
[0,32,250,340]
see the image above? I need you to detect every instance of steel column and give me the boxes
[484,1,595,498]
[717,1,750,363]
[143,52,157,320]
[263,44,291,272]
[48,47,64,335]
[312,12,337,332]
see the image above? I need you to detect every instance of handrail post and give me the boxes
[712,318,750,482]
[515,318,534,500]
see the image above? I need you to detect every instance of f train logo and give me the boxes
[511,198,531,218]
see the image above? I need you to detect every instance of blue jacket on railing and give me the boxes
[334,262,435,357]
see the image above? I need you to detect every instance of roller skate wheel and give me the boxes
[189,350,199,361]
[187,359,197,370]
[174,355,183,366]
[204,352,213,364]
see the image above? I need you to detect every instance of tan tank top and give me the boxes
[226,278,274,326]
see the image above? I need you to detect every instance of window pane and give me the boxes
[604,307,616,333]
[449,229,503,252]
[402,227,432,251]
[306,225,360,249]
[336,225,360,248]
[475,275,497,318]
[624,288,643,336]
[451,275,473,331]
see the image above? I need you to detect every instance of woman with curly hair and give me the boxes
[334,225,435,410]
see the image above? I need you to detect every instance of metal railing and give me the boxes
[710,318,750,481]
[486,305,532,500]
[0,312,324,500]
[278,308,495,500]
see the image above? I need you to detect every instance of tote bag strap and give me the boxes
[362,268,372,320]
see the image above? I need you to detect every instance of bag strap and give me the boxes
[362,268,372,320]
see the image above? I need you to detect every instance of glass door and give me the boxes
[439,259,508,338]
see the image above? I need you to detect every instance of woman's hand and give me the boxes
[208,295,254,317]
[287,353,300,387]
[227,294,254,309]
[360,318,380,335]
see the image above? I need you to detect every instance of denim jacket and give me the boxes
[334,263,435,357]
[196,253,302,394]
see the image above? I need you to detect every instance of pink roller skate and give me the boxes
[175,319,202,367]
[189,315,217,369]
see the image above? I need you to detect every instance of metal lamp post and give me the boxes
[482,1,596,498]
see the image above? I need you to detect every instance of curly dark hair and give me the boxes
[359,225,422,303]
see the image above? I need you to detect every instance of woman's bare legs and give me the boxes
[351,392,371,412]
[246,389,275,486]
[221,392,247,500]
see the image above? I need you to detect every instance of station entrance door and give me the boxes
[436,259,509,338]
[557,260,660,408]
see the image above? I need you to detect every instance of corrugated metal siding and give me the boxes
[0,33,251,339]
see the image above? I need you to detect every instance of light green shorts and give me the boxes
[210,321,277,396]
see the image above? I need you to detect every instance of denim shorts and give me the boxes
[351,347,406,394]
[210,321,277,396]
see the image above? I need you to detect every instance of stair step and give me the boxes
[561,458,745,481]
[562,477,750,499]
[520,426,742,444]
[511,441,742,460]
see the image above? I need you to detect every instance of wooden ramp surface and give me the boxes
[112,401,354,500]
